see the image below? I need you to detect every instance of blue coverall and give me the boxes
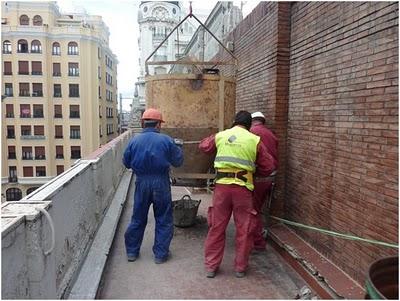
[122,127,183,260]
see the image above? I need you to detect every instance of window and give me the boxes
[33,104,44,117]
[5,83,13,96]
[70,126,80,139]
[36,166,46,177]
[55,125,63,138]
[54,105,62,118]
[19,83,30,96]
[17,39,28,53]
[56,145,64,159]
[22,146,33,160]
[68,62,79,76]
[8,146,16,159]
[19,15,29,25]
[56,165,64,175]
[23,167,33,177]
[31,61,42,75]
[3,61,12,75]
[69,84,79,97]
[35,146,45,160]
[34,125,44,136]
[6,188,22,201]
[32,83,43,97]
[68,41,78,55]
[52,42,60,55]
[71,146,81,159]
[98,86,101,98]
[21,125,31,136]
[70,105,80,118]
[3,40,12,54]
[98,66,101,79]
[27,187,39,195]
[98,47,101,58]
[33,15,42,26]
[7,126,15,138]
[18,61,29,74]
[54,84,62,97]
[6,104,14,118]
[53,63,61,76]
[31,40,42,53]
[20,104,31,118]
[155,66,166,75]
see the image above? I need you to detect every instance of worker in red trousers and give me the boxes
[199,111,275,278]
[250,111,279,251]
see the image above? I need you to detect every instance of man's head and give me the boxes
[232,110,252,130]
[251,111,266,125]
[141,108,164,129]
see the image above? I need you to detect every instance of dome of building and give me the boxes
[140,1,180,7]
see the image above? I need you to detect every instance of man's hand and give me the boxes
[174,138,184,146]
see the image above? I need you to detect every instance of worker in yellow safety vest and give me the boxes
[199,110,276,278]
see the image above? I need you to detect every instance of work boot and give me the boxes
[206,270,217,278]
[154,253,170,264]
[235,271,246,278]
[127,254,138,262]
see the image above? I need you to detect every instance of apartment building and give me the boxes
[1,1,118,202]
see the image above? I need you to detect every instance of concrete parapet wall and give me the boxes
[1,131,133,299]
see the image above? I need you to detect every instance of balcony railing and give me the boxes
[55,135,63,139]
[8,176,17,182]
[20,114,31,118]
[70,113,80,118]
[33,113,44,118]
[7,134,15,139]
[55,114,63,118]
[3,71,12,75]
[21,135,45,140]
[53,72,61,76]
[32,91,43,97]
[31,71,43,75]
[71,154,81,159]
[35,155,46,160]
[18,71,29,75]
[22,155,33,160]
[19,91,30,96]
[56,154,64,159]
[8,154,16,159]
[70,135,81,139]
[6,113,14,118]
[5,92,13,97]
[54,93,62,97]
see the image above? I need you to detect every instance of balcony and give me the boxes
[8,176,17,182]
[6,113,14,118]
[19,91,30,97]
[22,155,33,160]
[1,126,368,300]
[70,135,81,139]
[31,71,43,75]
[21,135,45,140]
[35,155,46,160]
[32,91,43,97]
[20,114,31,118]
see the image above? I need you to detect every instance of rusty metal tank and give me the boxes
[145,73,236,186]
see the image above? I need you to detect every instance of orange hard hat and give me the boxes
[141,108,164,122]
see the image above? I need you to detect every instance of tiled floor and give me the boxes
[98,186,308,299]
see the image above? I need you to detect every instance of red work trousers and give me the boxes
[253,181,272,249]
[204,183,257,273]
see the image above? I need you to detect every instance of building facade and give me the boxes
[131,1,202,127]
[1,1,118,202]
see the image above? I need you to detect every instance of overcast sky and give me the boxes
[56,1,261,110]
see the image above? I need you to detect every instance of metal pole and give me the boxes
[119,93,122,134]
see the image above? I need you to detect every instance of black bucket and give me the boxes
[172,195,201,228]
[366,256,398,299]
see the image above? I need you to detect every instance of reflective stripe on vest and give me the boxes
[214,126,260,191]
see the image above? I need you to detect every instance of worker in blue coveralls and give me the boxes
[122,108,184,264]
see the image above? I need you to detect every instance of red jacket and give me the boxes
[250,123,279,169]
[199,127,276,177]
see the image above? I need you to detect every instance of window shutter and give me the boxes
[4,61,12,74]
[31,61,42,73]
[18,61,29,74]
[34,125,44,135]
[23,167,34,177]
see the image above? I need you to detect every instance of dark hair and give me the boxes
[232,110,252,130]
[143,120,159,128]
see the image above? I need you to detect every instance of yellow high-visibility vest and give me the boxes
[214,126,260,190]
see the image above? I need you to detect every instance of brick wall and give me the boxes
[226,1,398,284]
[222,2,291,217]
